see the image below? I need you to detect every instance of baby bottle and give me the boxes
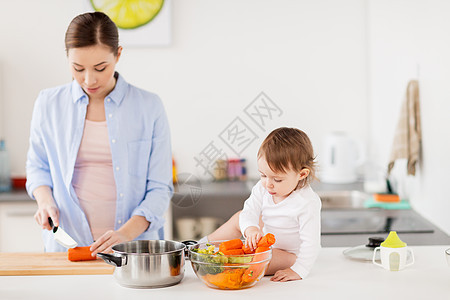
[372,231,414,271]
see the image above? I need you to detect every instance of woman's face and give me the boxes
[68,44,122,100]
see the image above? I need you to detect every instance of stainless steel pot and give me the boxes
[98,240,194,288]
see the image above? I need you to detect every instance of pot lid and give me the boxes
[343,237,384,261]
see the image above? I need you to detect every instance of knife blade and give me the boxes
[48,217,78,248]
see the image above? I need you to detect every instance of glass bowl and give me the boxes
[188,240,272,290]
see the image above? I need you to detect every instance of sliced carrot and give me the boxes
[219,238,243,253]
[221,249,244,256]
[255,246,270,253]
[242,245,255,254]
[68,246,96,262]
[204,269,245,289]
[241,245,272,283]
[257,233,276,248]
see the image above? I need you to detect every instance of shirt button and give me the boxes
[112,139,116,143]
[108,114,113,118]
[107,98,111,102]
[115,167,120,171]
[118,220,122,224]
[120,193,124,197]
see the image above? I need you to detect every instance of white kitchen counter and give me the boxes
[1,246,449,300]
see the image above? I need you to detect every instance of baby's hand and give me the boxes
[244,226,263,250]
[270,268,302,282]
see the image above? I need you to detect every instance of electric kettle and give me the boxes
[319,132,364,184]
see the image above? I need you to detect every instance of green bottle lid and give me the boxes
[381,231,407,248]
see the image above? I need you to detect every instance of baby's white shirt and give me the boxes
[239,180,322,278]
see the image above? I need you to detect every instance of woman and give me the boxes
[26,12,173,255]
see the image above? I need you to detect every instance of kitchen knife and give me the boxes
[48,217,78,248]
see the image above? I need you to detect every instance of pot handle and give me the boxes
[97,253,126,267]
[181,240,198,261]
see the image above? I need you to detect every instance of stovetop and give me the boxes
[321,209,434,235]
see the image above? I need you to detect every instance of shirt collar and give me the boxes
[71,72,127,105]
[71,80,88,104]
[107,72,127,105]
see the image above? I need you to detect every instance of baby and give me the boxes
[205,127,321,281]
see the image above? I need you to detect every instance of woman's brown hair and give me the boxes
[258,127,316,189]
[65,12,119,55]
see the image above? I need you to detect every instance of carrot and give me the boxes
[68,246,96,262]
[219,238,243,253]
[221,249,244,256]
[204,269,245,289]
[257,233,276,248]
[242,245,255,254]
[255,246,270,253]
[241,246,271,283]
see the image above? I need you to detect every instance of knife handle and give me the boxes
[48,217,58,233]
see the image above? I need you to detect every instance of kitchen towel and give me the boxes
[387,80,421,176]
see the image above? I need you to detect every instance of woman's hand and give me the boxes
[270,268,302,282]
[33,186,59,230]
[244,226,264,250]
[90,215,150,257]
[90,230,129,256]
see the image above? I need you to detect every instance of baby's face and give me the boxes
[257,157,303,203]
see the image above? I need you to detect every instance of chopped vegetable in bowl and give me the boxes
[188,239,273,290]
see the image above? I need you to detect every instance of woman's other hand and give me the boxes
[270,268,302,282]
[90,215,150,256]
[33,186,59,230]
[244,226,264,250]
[90,230,128,256]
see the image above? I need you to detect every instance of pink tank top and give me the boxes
[72,119,117,240]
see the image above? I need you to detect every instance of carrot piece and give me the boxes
[219,238,243,253]
[242,245,255,254]
[221,249,244,256]
[255,246,270,253]
[204,269,245,289]
[68,246,96,261]
[219,244,226,254]
[241,246,271,283]
[257,233,276,248]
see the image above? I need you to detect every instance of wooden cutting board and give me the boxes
[0,252,114,276]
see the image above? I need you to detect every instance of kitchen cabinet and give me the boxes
[0,201,44,252]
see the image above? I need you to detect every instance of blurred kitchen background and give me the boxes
[1,0,450,248]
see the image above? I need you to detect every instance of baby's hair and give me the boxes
[258,127,316,189]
